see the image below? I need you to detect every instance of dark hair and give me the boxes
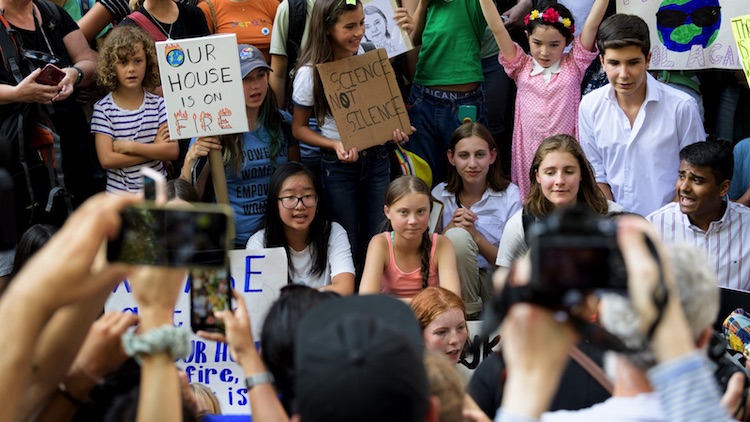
[597,14,651,58]
[297,0,363,126]
[260,285,334,414]
[166,179,201,203]
[525,134,609,217]
[262,162,331,281]
[10,224,57,280]
[384,176,433,289]
[525,1,575,43]
[679,141,734,184]
[445,121,510,194]
[363,6,390,41]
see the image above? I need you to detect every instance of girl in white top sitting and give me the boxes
[432,122,521,318]
[495,134,624,270]
[246,162,355,295]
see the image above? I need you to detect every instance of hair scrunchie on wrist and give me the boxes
[122,325,191,363]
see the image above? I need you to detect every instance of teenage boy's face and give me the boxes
[676,160,730,222]
[600,45,651,100]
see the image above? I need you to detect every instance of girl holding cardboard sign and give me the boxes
[291,0,414,268]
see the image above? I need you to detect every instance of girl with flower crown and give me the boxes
[478,0,608,201]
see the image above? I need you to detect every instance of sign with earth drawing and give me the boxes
[618,0,748,70]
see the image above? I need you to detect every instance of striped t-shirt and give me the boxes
[647,201,750,291]
[91,91,168,193]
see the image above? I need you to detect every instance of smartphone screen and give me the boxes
[107,204,230,268]
[190,266,232,333]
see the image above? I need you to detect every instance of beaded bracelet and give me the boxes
[121,325,191,363]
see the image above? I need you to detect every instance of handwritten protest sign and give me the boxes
[156,34,249,139]
[104,248,287,414]
[618,0,746,70]
[361,0,414,58]
[316,49,411,151]
[731,14,750,85]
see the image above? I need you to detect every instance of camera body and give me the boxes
[528,206,627,307]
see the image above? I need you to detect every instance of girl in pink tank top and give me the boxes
[359,176,461,301]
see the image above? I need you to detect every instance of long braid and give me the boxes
[420,231,432,288]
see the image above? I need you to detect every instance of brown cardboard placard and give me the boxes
[316,49,412,151]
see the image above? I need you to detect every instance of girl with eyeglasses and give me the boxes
[246,162,355,295]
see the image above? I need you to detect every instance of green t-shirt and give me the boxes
[413,0,487,86]
[63,0,111,39]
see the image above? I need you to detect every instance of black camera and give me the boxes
[528,206,628,306]
[478,206,631,352]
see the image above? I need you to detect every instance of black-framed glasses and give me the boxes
[656,6,721,29]
[278,194,318,209]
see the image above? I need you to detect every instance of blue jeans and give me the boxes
[321,144,390,264]
[406,84,487,186]
[481,56,513,136]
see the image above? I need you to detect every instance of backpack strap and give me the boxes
[286,0,306,75]
[204,0,217,33]
[568,345,614,395]
[521,208,536,245]
[127,11,167,41]
[0,14,25,84]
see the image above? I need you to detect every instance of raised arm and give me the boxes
[0,194,138,422]
[199,291,290,422]
[579,0,609,52]
[478,0,517,62]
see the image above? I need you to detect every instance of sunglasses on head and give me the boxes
[656,6,721,29]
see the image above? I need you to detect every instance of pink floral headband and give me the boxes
[524,8,575,35]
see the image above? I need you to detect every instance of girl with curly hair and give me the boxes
[91,26,177,193]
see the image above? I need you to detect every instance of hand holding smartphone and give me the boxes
[34,64,66,86]
[190,266,232,334]
[106,203,232,268]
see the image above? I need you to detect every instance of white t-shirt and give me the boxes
[431,182,522,269]
[291,48,365,142]
[495,201,625,267]
[246,222,355,288]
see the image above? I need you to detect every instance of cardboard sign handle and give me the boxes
[209,149,235,243]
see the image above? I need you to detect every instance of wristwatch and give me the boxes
[69,66,83,86]
[245,372,275,390]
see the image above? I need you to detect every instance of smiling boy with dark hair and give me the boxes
[647,141,750,291]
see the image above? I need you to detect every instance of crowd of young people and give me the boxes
[1,0,749,419]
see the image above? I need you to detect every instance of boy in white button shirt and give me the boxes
[578,14,705,216]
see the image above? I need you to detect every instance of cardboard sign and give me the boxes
[618,0,747,70]
[104,248,287,414]
[316,49,412,151]
[731,14,750,85]
[361,0,414,58]
[156,34,249,139]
